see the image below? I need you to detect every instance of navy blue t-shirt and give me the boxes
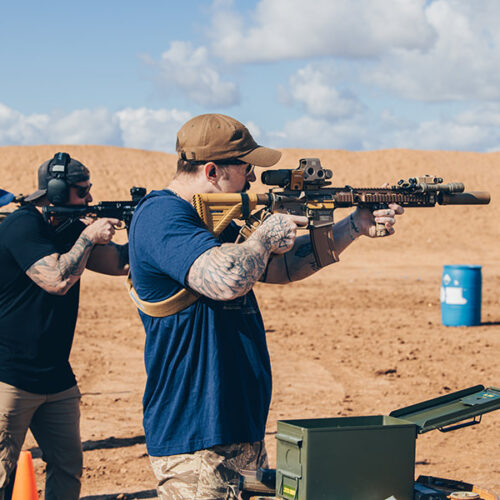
[129,190,272,456]
[0,205,84,393]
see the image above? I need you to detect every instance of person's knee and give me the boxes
[41,438,82,479]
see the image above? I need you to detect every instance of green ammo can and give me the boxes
[275,385,500,500]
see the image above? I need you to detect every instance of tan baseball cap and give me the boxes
[176,113,281,167]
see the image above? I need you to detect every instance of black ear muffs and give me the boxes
[46,152,71,205]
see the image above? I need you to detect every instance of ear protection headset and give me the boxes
[46,152,72,205]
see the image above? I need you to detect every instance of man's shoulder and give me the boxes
[0,205,41,232]
[134,190,196,222]
[138,189,189,210]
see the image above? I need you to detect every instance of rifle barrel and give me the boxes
[438,191,491,205]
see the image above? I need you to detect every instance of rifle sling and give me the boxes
[127,193,257,317]
[126,274,199,317]
[310,226,339,267]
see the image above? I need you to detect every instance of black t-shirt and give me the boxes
[0,205,86,393]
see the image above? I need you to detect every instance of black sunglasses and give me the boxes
[215,159,254,175]
[71,183,92,198]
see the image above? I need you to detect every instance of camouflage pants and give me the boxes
[150,440,268,500]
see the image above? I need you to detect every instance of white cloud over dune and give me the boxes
[209,0,500,105]
[0,103,189,153]
[116,108,191,151]
[3,0,500,154]
[210,0,436,62]
[4,1,500,153]
[0,104,50,145]
[369,0,500,101]
[142,41,239,108]
[1,101,500,153]
[283,64,364,120]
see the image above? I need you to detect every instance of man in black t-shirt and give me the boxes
[0,153,129,500]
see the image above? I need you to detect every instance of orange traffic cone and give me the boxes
[11,450,38,500]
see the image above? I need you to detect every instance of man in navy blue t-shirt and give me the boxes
[0,153,129,500]
[129,114,403,499]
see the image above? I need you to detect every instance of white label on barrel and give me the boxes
[441,287,467,305]
[443,273,452,285]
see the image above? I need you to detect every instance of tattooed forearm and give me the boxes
[187,213,298,300]
[26,233,94,295]
[58,233,94,278]
[187,239,270,300]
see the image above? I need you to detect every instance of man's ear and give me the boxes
[204,162,217,182]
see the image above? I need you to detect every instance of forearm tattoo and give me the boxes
[26,233,94,294]
[188,214,296,300]
[188,239,270,301]
[253,214,293,253]
[283,240,320,281]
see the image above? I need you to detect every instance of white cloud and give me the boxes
[387,120,488,151]
[286,64,363,119]
[267,101,500,152]
[361,103,500,151]
[210,0,436,62]
[244,121,262,142]
[0,105,122,146]
[269,115,368,150]
[50,109,121,145]
[144,41,239,107]
[0,103,191,153]
[116,108,191,152]
[0,103,50,145]
[2,101,500,154]
[368,0,500,101]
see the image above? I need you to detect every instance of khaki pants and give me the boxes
[150,440,268,500]
[0,382,82,500]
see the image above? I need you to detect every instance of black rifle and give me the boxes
[42,187,147,232]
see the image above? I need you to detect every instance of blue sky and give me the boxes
[1,0,500,152]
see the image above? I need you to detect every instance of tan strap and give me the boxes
[126,192,260,317]
[126,273,199,317]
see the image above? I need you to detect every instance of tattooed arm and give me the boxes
[26,218,119,295]
[263,204,404,284]
[186,213,307,301]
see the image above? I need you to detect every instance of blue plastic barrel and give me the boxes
[440,265,482,326]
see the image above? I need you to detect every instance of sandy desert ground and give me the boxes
[1,144,499,498]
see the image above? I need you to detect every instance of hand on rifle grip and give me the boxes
[236,208,273,243]
[370,203,402,238]
[375,221,390,237]
[83,218,119,245]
